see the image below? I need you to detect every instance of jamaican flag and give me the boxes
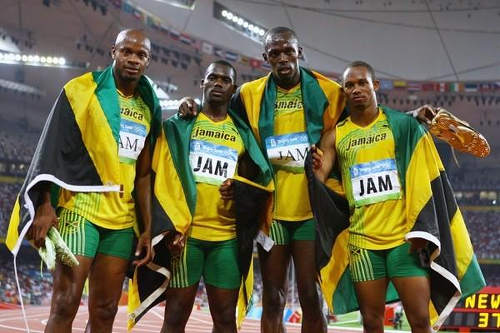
[127,110,274,330]
[6,66,161,257]
[306,106,485,330]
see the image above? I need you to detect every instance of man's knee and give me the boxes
[91,299,119,323]
[50,292,81,321]
[298,284,321,310]
[406,309,430,330]
[212,306,236,328]
[163,300,191,328]
[360,310,385,332]
[262,285,287,315]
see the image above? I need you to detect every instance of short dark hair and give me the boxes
[344,61,376,81]
[206,60,237,83]
[263,26,299,47]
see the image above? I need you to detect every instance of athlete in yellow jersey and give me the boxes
[27,30,156,333]
[162,61,250,333]
[335,111,407,250]
[249,27,337,333]
[189,112,245,241]
[313,61,432,333]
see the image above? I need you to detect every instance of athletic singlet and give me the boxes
[58,90,151,230]
[190,112,245,241]
[336,110,406,250]
[265,84,312,221]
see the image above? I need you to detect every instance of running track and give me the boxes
[0,305,370,332]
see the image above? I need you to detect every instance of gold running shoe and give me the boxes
[429,109,490,158]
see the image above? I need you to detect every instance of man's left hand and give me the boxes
[311,145,324,170]
[411,105,438,125]
[133,231,153,267]
[219,179,234,200]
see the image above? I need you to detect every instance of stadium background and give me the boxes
[0,0,499,331]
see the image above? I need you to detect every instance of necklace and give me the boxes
[117,89,135,98]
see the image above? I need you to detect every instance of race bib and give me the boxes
[350,158,401,207]
[118,119,147,164]
[190,140,238,185]
[265,132,310,173]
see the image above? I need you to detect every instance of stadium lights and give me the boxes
[215,2,266,41]
[220,9,265,36]
[0,52,81,68]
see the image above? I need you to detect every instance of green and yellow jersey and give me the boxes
[264,84,312,221]
[58,90,151,230]
[189,112,245,241]
[336,110,406,250]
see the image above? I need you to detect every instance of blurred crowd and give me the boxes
[0,257,53,305]
[463,210,500,260]
[450,168,500,191]
[0,132,37,163]
[0,115,39,163]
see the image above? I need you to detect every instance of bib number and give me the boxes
[119,119,147,164]
[350,159,401,207]
[190,140,238,185]
[265,132,310,173]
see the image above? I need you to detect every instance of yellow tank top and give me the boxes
[189,112,245,241]
[264,84,312,221]
[58,90,151,229]
[336,110,406,250]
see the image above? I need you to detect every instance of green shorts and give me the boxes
[269,218,316,245]
[58,209,134,260]
[349,242,429,283]
[170,237,241,290]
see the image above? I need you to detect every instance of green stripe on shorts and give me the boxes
[270,220,288,245]
[349,245,376,282]
[170,247,190,288]
[58,209,88,257]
